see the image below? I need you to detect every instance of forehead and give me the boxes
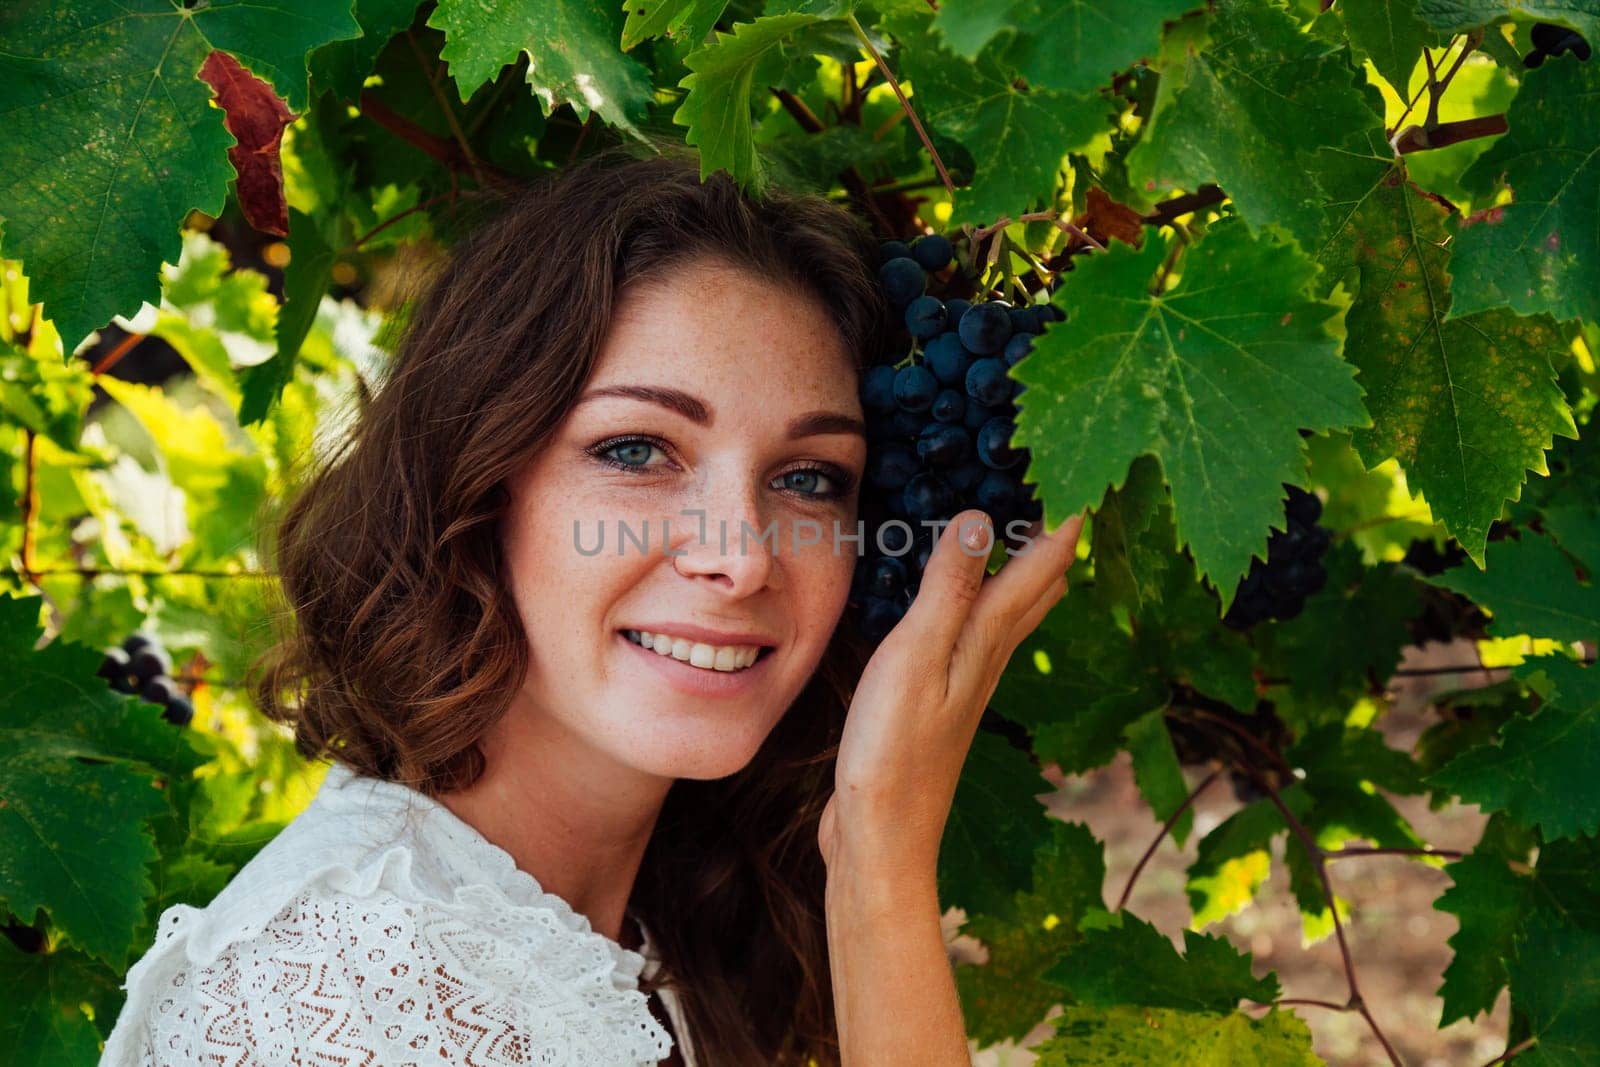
[591,259,858,402]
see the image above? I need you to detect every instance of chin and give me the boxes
[620,726,772,782]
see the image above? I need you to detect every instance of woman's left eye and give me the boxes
[590,437,853,499]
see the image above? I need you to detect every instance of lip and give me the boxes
[622,622,778,649]
[618,630,775,698]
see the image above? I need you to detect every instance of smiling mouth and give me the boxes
[620,629,775,672]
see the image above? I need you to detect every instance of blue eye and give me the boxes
[604,440,661,468]
[587,435,855,501]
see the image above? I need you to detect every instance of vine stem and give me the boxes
[406,30,486,190]
[1115,768,1221,911]
[1484,1036,1538,1065]
[1322,846,1464,861]
[1249,767,1404,1067]
[845,13,956,203]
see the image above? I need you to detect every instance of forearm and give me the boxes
[824,837,968,1066]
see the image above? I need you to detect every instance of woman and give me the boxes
[100,142,1082,1066]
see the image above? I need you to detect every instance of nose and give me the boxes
[667,479,780,594]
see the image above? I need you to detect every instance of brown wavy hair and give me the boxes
[249,140,894,1065]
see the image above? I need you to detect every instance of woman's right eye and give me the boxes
[588,435,672,472]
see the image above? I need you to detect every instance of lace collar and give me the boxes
[313,760,655,983]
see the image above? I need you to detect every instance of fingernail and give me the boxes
[964,518,991,550]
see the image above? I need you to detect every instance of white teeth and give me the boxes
[625,630,762,672]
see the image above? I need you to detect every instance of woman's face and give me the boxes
[497,256,868,783]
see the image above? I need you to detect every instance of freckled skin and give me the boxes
[495,256,867,785]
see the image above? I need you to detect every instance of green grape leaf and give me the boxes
[240,206,338,427]
[1429,527,1600,642]
[1506,907,1600,1067]
[930,0,1017,58]
[1416,0,1600,45]
[1447,54,1600,324]
[1043,913,1279,1011]
[622,0,730,51]
[1126,0,1384,251]
[956,821,1107,1045]
[1124,709,1195,847]
[428,0,655,137]
[1186,796,1292,928]
[1036,1005,1320,1066]
[1338,0,1437,91]
[938,729,1055,922]
[0,939,123,1066]
[884,9,1113,227]
[673,13,827,191]
[0,594,203,965]
[1434,853,1535,1025]
[1088,453,1168,616]
[1013,220,1367,600]
[0,0,360,354]
[309,0,423,101]
[1316,139,1576,564]
[999,0,1207,97]
[1429,656,1600,840]
[996,510,1255,777]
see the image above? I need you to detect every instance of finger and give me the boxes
[1008,572,1068,650]
[950,510,1085,683]
[894,509,995,663]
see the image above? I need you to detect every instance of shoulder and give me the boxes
[102,885,674,1066]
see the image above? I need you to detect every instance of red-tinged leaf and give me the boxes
[199,50,296,237]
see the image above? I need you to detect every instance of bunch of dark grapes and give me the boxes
[1524,21,1591,66]
[98,630,194,726]
[848,232,1058,643]
[1402,537,1490,646]
[1222,485,1331,631]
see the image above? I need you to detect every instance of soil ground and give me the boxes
[951,638,1516,1067]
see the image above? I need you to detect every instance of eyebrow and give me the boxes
[576,384,866,440]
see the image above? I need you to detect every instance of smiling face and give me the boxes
[495,256,868,783]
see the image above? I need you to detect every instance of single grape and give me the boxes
[98,648,134,693]
[878,240,912,265]
[958,300,1014,354]
[893,364,939,412]
[131,647,172,684]
[1003,332,1034,367]
[879,257,926,309]
[903,471,956,522]
[929,388,966,424]
[910,233,953,272]
[964,358,1013,407]
[976,417,1023,470]
[924,333,970,387]
[140,675,182,706]
[904,295,948,339]
[162,696,196,728]
[879,523,913,555]
[916,422,971,467]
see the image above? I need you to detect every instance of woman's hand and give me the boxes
[817,507,1085,878]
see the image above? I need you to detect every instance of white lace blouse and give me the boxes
[100,761,695,1066]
